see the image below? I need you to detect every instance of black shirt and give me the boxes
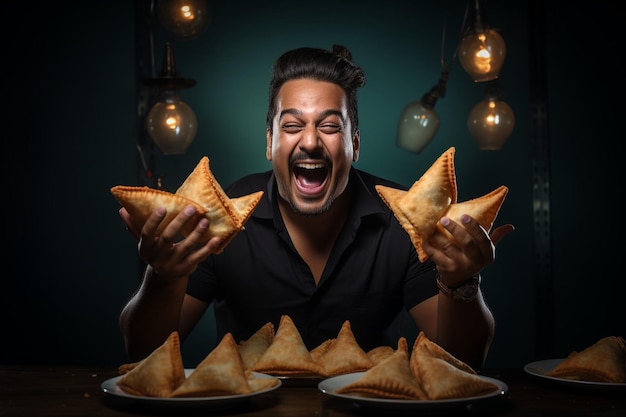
[187,168,438,351]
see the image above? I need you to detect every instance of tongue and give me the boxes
[299,173,324,187]
[296,168,326,188]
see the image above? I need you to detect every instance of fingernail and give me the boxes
[461,214,471,224]
[184,206,196,216]
[156,207,166,216]
[440,217,450,226]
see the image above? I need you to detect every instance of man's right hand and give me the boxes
[119,205,221,280]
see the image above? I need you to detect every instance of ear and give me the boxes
[352,130,360,162]
[265,128,272,161]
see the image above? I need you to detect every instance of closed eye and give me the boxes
[319,124,342,134]
[282,123,303,133]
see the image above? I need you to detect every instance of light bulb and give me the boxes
[467,98,514,150]
[396,74,447,153]
[396,101,440,153]
[146,91,198,155]
[156,0,211,40]
[457,28,506,82]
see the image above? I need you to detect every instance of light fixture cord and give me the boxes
[463,0,488,36]
[423,0,470,109]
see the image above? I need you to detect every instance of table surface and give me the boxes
[1,366,625,416]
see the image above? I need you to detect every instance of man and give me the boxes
[118,45,514,370]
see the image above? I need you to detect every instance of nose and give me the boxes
[299,124,321,151]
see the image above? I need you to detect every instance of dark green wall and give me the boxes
[7,0,624,369]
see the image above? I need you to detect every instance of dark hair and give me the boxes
[266,44,366,137]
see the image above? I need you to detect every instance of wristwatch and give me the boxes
[436,273,481,302]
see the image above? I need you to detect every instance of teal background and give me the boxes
[7,0,624,369]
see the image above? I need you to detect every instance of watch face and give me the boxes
[460,284,477,299]
[455,281,479,301]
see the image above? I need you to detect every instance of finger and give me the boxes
[490,224,515,246]
[422,233,458,272]
[186,235,222,264]
[457,214,489,242]
[119,207,141,240]
[438,216,477,247]
[174,219,208,253]
[160,205,198,243]
[185,216,210,244]
[441,215,492,263]
[141,206,167,241]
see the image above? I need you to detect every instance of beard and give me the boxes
[285,192,335,217]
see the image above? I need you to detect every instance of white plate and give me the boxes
[101,369,281,407]
[524,359,626,391]
[318,372,507,411]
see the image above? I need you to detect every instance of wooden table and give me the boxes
[1,366,624,416]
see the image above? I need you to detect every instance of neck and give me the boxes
[278,187,351,283]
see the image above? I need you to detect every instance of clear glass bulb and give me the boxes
[457,28,506,82]
[146,91,198,155]
[396,101,440,153]
[467,99,514,150]
[157,0,211,40]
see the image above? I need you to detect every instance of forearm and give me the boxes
[435,291,495,371]
[119,265,189,361]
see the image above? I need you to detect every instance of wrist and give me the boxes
[436,273,481,302]
[144,265,185,288]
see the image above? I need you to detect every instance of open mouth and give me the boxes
[293,162,329,194]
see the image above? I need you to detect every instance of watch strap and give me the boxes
[436,273,481,302]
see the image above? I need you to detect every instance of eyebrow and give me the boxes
[279,108,345,122]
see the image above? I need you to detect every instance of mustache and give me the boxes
[290,152,331,165]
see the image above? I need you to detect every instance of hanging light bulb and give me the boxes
[156,0,211,40]
[397,71,448,153]
[457,0,506,82]
[144,42,197,155]
[146,91,198,155]
[467,80,514,150]
[397,102,439,153]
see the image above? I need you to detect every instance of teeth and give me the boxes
[295,163,324,170]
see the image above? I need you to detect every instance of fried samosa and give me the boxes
[544,336,626,383]
[170,332,253,397]
[376,147,457,262]
[238,322,275,370]
[111,156,263,253]
[251,315,321,377]
[310,338,334,363]
[316,320,373,377]
[116,331,186,397]
[367,345,395,366]
[335,337,427,400]
[410,331,476,381]
[437,185,508,244]
[410,332,498,400]
[414,345,499,400]
[375,147,507,262]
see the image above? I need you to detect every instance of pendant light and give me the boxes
[156,0,211,40]
[396,3,455,154]
[457,0,506,82]
[397,72,448,153]
[467,80,514,149]
[144,42,197,155]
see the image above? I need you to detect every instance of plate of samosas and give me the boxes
[524,336,626,391]
[101,331,281,407]
[318,332,507,410]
